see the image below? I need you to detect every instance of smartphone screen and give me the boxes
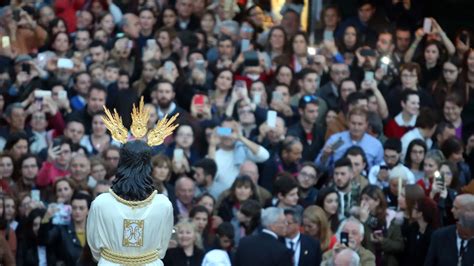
[216,127,232,136]
[267,110,277,128]
[423,18,432,33]
[340,232,349,246]
[173,148,184,161]
[241,39,250,52]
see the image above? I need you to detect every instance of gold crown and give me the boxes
[102,97,179,146]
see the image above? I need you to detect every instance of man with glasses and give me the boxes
[317,63,350,110]
[234,207,292,266]
[288,95,324,161]
[368,138,415,189]
[103,146,120,173]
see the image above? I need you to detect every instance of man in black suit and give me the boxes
[425,195,474,266]
[234,207,292,266]
[284,208,322,266]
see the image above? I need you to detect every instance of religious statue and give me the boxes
[86,97,179,265]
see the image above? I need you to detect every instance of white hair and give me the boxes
[339,248,360,266]
[336,217,364,242]
[261,207,284,228]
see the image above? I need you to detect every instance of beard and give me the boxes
[158,98,172,109]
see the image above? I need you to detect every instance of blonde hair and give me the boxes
[303,205,332,251]
[176,219,203,250]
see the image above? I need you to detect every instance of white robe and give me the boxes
[87,191,174,265]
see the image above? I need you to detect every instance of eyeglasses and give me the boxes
[443,69,457,74]
[299,171,317,180]
[401,74,417,79]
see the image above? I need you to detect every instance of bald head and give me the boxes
[334,248,360,266]
[452,194,474,220]
[239,161,259,184]
[175,177,195,205]
[122,13,141,39]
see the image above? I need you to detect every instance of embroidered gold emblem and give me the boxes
[122,219,144,247]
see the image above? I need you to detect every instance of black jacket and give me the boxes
[293,234,322,266]
[287,122,324,161]
[424,225,474,266]
[234,231,292,266]
[162,246,204,266]
[37,222,83,266]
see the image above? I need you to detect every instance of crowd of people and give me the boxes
[0,0,473,265]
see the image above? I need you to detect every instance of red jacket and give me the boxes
[55,0,86,33]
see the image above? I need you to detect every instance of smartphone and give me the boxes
[423,18,432,34]
[146,39,157,48]
[195,59,205,71]
[243,51,259,67]
[164,61,174,74]
[116,32,125,38]
[31,189,40,202]
[52,204,72,225]
[373,230,383,238]
[307,47,316,56]
[241,39,250,52]
[233,80,247,95]
[331,137,344,150]
[22,63,30,74]
[323,30,334,42]
[272,91,283,102]
[57,58,74,69]
[434,170,444,187]
[252,91,261,105]
[174,148,184,161]
[127,40,134,49]
[1,36,10,48]
[364,71,375,81]
[216,127,232,136]
[267,110,277,128]
[340,232,349,246]
[34,90,52,98]
[58,90,68,99]
[360,48,376,57]
[13,9,20,21]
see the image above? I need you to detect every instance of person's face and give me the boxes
[442,62,459,84]
[87,89,106,113]
[139,10,155,31]
[57,144,72,167]
[270,29,285,50]
[53,33,69,53]
[376,33,393,54]
[402,94,420,116]
[0,157,13,178]
[124,15,141,39]
[77,11,93,29]
[361,194,380,212]
[215,70,233,91]
[283,142,303,164]
[275,85,290,104]
[4,198,15,221]
[401,69,418,89]
[343,26,357,48]
[277,67,292,86]
[176,126,194,149]
[90,46,107,63]
[153,164,170,182]
[21,157,38,180]
[325,110,338,125]
[280,187,299,206]
[100,14,115,34]
[65,122,85,144]
[347,154,365,177]
[200,14,215,33]
[9,107,26,130]
[53,20,67,35]
[340,81,357,102]
[324,8,339,27]
[105,67,119,82]
[302,218,319,237]
[285,214,300,236]
[56,180,73,203]
[197,196,214,213]
[342,221,363,248]
[71,199,88,223]
[75,31,91,51]
[302,103,319,125]
[163,9,177,27]
[39,6,55,27]
[384,149,400,167]
[302,73,318,94]
[439,164,453,187]
[324,193,339,215]
[235,184,252,202]
[396,30,411,52]
[237,105,255,125]
[117,75,130,90]
[334,166,352,190]
[192,212,208,232]
[297,166,318,189]
[176,180,195,204]
[449,149,464,163]
[407,145,424,166]
[443,101,462,123]
[193,167,207,186]
[293,35,307,55]
[452,197,462,220]
[218,40,234,60]
[105,150,120,168]
[70,157,91,182]
[177,226,195,248]
[93,30,108,43]
[357,4,375,23]
[12,139,28,160]
[177,0,193,18]
[142,63,157,82]
[158,31,171,49]
[92,115,107,136]
[157,83,175,108]
[423,158,439,178]
[330,64,350,85]
[281,12,299,36]
[348,114,368,140]
[271,214,288,236]
[33,216,41,236]
[249,6,264,26]
[75,73,91,96]
[424,44,440,65]
[467,51,474,71]
[91,164,106,181]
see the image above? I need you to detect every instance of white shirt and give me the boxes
[401,128,433,162]
[368,163,416,187]
[286,233,301,266]
[262,228,278,239]
[87,191,174,266]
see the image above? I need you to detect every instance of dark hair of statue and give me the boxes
[111,140,155,201]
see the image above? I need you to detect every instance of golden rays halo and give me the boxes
[101,96,179,146]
